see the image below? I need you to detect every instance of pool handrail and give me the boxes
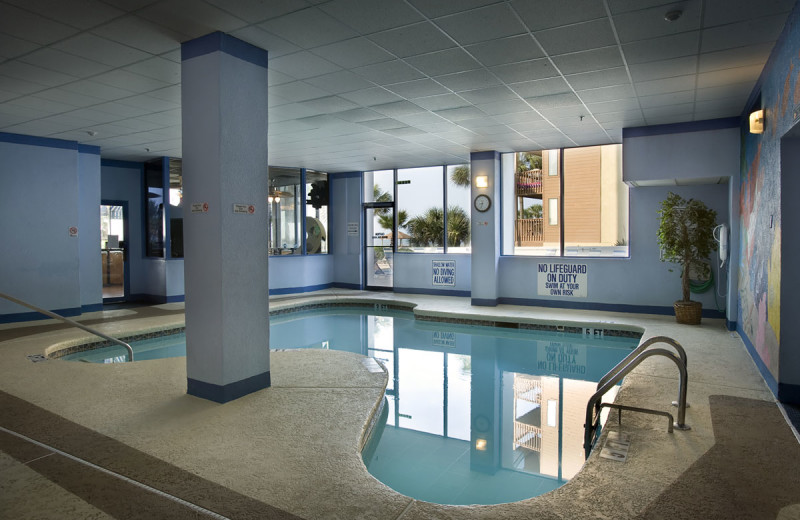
[0,292,134,362]
[597,335,687,391]
[584,345,689,459]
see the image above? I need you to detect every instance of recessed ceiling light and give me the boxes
[87,130,97,136]
[664,9,682,22]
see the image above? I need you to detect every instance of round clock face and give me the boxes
[474,194,491,212]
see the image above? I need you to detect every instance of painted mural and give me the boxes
[739,7,799,381]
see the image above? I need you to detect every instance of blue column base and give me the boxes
[187,371,270,403]
[471,298,498,307]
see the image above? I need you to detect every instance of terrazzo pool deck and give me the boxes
[1,289,799,519]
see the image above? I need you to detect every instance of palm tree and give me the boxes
[520,204,542,219]
[377,209,407,232]
[407,206,471,247]
[517,152,542,173]
[450,165,470,187]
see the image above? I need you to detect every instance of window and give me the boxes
[398,166,444,253]
[446,164,471,252]
[144,159,164,257]
[269,167,302,255]
[502,144,628,257]
[144,157,183,258]
[305,170,329,254]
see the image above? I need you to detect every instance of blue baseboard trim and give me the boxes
[395,287,471,298]
[165,295,185,303]
[0,306,82,324]
[737,325,779,397]
[81,303,104,313]
[472,298,498,307]
[331,282,362,290]
[127,294,184,304]
[497,297,726,319]
[269,283,333,295]
[726,319,737,331]
[187,371,271,404]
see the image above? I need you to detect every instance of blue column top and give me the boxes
[181,31,269,69]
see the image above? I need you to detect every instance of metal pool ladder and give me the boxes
[0,292,134,362]
[584,336,689,459]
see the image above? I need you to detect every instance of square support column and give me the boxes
[181,32,270,403]
[470,151,501,306]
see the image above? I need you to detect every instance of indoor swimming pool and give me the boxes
[62,307,640,505]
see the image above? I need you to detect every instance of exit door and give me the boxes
[101,202,128,302]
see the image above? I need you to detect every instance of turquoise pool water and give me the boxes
[63,308,638,505]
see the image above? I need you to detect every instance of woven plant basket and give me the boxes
[674,300,702,325]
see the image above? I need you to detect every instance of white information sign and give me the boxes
[432,260,456,286]
[537,341,587,376]
[233,203,255,214]
[191,202,209,213]
[537,263,587,297]
[347,222,359,236]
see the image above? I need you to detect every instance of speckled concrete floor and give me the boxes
[0,290,798,519]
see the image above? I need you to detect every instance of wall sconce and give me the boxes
[749,109,764,134]
[475,438,487,451]
[475,175,488,188]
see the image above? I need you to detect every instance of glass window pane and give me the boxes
[269,167,302,255]
[503,150,561,256]
[563,144,629,257]
[168,158,183,258]
[397,348,444,435]
[144,159,164,257]
[305,170,329,255]
[446,353,471,441]
[398,166,444,253]
[446,164,471,252]
[366,207,393,288]
[364,170,394,203]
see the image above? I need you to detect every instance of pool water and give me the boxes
[63,308,638,505]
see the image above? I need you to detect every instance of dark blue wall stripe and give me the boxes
[78,144,101,155]
[0,307,82,324]
[497,297,726,319]
[101,159,144,170]
[331,171,362,179]
[181,31,268,69]
[471,298,498,307]
[394,287,471,298]
[187,371,270,404]
[81,303,104,313]
[332,282,362,290]
[269,283,333,295]
[0,132,78,151]
[470,151,499,160]
[738,324,779,397]
[623,117,740,139]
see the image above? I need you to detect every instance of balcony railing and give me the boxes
[514,421,542,452]
[515,169,543,197]
[515,218,543,246]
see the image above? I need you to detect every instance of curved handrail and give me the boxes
[0,292,134,362]
[584,348,688,458]
[597,335,687,390]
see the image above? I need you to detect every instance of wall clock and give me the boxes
[474,194,491,212]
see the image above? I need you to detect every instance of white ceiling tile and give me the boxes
[458,86,518,104]
[535,19,617,55]
[297,95,360,114]
[509,77,571,98]
[643,103,694,119]
[612,2,702,43]
[358,118,408,130]
[335,108,385,122]
[629,56,698,82]
[321,0,424,34]
[24,88,104,109]
[20,48,112,77]
[638,90,695,108]
[491,109,546,124]
[91,15,184,55]
[0,61,78,87]
[511,0,607,32]
[118,94,179,112]
[704,0,795,27]
[551,47,624,74]
[566,68,630,90]
[474,99,532,116]
[434,106,486,121]
[270,81,330,103]
[136,0,248,39]
[123,57,181,83]
[370,101,426,117]
[0,75,49,95]
[697,65,762,89]
[607,0,677,15]
[586,99,642,113]
[435,69,501,92]
[269,52,341,80]
[464,35,545,67]
[0,33,41,60]
[368,22,455,58]
[489,58,557,84]
[0,4,79,45]
[339,87,404,106]
[260,7,358,48]
[406,0,501,19]
[354,60,425,85]
[634,75,696,96]
[5,0,124,29]
[304,70,375,95]
[93,70,172,93]
[385,79,450,99]
[702,15,788,53]
[577,84,636,103]
[699,43,774,73]
[435,4,527,46]
[694,97,745,113]
[310,37,395,69]
[526,92,582,110]
[695,82,754,101]
[412,93,470,111]
[230,26,300,58]
[594,109,644,122]
[622,31,701,64]
[203,0,310,23]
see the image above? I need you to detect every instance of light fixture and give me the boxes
[475,175,489,188]
[664,9,682,22]
[749,109,764,134]
[475,438,488,451]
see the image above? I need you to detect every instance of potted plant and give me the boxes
[657,192,718,324]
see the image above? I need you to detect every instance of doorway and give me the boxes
[101,202,128,302]
[364,205,394,289]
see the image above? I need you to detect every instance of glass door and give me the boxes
[101,203,127,302]
[365,207,394,289]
